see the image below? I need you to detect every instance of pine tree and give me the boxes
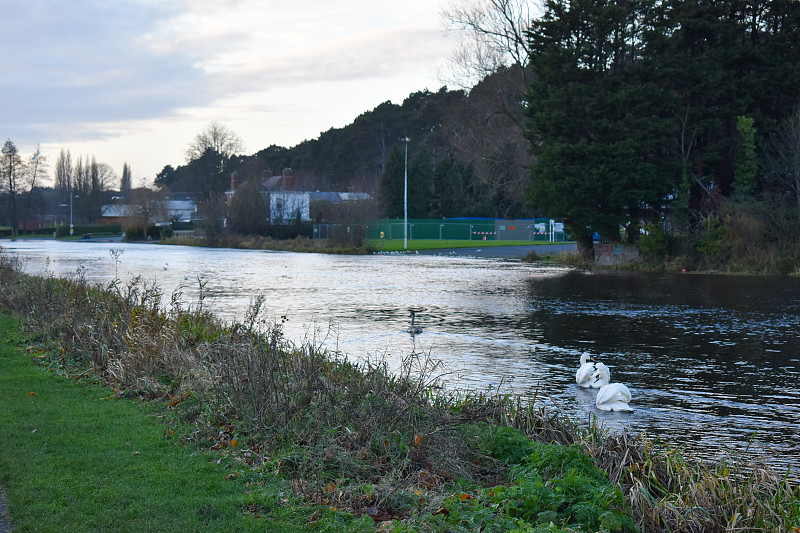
[121,162,132,193]
[408,147,434,218]
[228,179,267,235]
[378,146,405,218]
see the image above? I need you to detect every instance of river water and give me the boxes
[3,240,799,475]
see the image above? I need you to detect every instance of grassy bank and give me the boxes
[160,233,573,256]
[0,313,370,532]
[0,247,797,532]
[367,239,569,253]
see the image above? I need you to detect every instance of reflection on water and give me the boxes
[4,240,799,475]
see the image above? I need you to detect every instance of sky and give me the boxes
[2,0,459,187]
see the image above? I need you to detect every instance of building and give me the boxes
[226,168,312,225]
[99,196,197,225]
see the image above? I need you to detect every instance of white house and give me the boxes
[226,168,312,225]
[267,191,310,224]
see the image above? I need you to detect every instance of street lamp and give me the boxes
[403,137,410,250]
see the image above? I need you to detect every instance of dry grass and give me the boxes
[161,234,366,254]
[1,245,798,532]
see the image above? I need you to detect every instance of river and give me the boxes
[3,239,799,475]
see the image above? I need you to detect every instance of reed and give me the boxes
[1,246,797,532]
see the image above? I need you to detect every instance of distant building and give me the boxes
[164,197,197,222]
[225,168,371,226]
[99,196,197,225]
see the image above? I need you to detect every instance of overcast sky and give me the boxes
[2,0,458,187]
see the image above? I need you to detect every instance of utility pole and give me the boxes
[403,137,409,250]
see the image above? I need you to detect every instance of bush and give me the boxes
[123,225,161,241]
[637,222,668,261]
[55,224,122,237]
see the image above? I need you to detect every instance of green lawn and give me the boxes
[0,313,372,532]
[369,239,570,252]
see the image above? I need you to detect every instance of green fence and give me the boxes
[313,218,567,242]
[365,219,497,241]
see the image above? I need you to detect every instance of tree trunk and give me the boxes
[575,232,595,263]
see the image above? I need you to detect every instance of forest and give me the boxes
[154,66,531,223]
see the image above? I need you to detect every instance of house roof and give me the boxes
[309,192,372,202]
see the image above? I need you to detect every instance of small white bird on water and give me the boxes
[576,352,598,388]
[592,363,633,412]
[407,310,423,334]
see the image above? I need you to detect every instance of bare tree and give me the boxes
[1,139,23,235]
[89,159,116,222]
[129,187,167,239]
[70,155,115,223]
[441,0,536,88]
[763,108,800,213]
[54,149,72,194]
[185,121,245,163]
[21,146,47,232]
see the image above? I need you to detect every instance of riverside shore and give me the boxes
[1,248,797,532]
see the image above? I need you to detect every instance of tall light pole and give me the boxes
[403,137,409,250]
[69,177,74,235]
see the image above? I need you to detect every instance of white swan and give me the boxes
[407,310,423,334]
[592,363,633,412]
[575,352,597,388]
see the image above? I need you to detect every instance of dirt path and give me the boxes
[416,243,577,259]
[0,485,11,532]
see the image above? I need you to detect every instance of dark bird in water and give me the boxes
[407,310,423,334]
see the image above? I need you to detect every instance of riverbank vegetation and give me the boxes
[0,249,798,531]
[159,232,572,257]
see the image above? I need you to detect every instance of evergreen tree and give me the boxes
[121,162,132,193]
[408,146,434,218]
[227,179,267,235]
[525,0,800,257]
[733,116,757,198]
[433,155,465,218]
[526,0,676,257]
[378,146,405,218]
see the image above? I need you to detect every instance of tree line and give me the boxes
[523,0,800,268]
[0,139,138,235]
[156,76,535,224]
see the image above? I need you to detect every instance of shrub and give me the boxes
[637,222,668,261]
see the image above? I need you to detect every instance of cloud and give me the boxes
[2,1,208,140]
[2,0,455,178]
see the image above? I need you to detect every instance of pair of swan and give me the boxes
[576,353,633,412]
